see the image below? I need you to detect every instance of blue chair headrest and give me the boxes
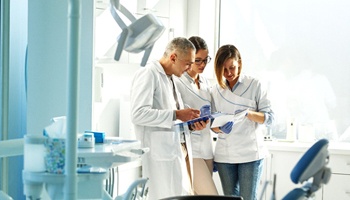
[290,139,329,184]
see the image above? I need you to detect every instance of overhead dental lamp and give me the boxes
[110,0,165,66]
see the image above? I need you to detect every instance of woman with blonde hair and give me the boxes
[211,44,274,200]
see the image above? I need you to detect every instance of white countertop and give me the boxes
[264,140,350,155]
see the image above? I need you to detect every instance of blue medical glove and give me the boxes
[219,121,234,134]
[213,162,218,173]
[200,105,211,117]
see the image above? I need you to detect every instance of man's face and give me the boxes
[173,50,195,77]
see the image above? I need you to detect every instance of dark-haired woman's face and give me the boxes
[223,58,240,82]
[189,49,209,74]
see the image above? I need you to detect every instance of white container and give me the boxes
[286,118,297,141]
[298,124,315,142]
[24,135,46,172]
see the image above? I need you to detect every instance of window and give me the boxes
[219,0,350,142]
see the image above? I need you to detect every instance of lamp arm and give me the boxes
[110,0,137,28]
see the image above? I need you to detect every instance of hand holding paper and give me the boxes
[219,121,234,134]
[211,108,248,128]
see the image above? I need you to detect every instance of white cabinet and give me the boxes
[323,174,350,200]
[263,141,350,200]
[110,160,142,198]
[323,154,350,199]
[265,150,322,200]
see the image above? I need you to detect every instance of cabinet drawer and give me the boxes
[328,154,350,174]
[323,174,350,200]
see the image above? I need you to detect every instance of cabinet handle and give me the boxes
[346,191,350,195]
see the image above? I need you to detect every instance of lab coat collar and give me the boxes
[152,60,168,76]
[225,75,243,92]
[183,72,203,84]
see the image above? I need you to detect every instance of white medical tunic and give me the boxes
[211,74,274,163]
[174,72,214,159]
[130,61,193,200]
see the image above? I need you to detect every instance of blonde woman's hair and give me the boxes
[214,44,242,89]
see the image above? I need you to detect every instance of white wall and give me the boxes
[27,0,94,135]
[186,0,218,80]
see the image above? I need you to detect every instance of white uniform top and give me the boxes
[211,74,274,163]
[130,61,193,200]
[174,72,214,159]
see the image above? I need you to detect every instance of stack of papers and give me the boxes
[175,115,211,127]
[175,109,248,128]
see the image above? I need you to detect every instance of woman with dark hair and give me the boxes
[211,44,274,200]
[174,36,218,195]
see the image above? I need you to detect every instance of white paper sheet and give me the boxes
[210,109,247,128]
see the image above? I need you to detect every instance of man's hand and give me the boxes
[190,119,209,131]
[176,108,200,122]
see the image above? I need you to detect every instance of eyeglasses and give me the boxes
[194,56,211,65]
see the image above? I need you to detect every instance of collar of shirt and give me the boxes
[153,60,168,76]
[226,75,243,92]
[184,72,203,84]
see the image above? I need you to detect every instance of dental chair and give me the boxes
[281,138,331,200]
[115,178,148,200]
[110,0,165,66]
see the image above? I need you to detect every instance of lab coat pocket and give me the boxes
[217,132,228,140]
[150,131,179,161]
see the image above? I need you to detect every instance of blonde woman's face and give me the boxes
[223,58,240,82]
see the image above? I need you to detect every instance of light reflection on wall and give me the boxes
[219,0,350,141]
